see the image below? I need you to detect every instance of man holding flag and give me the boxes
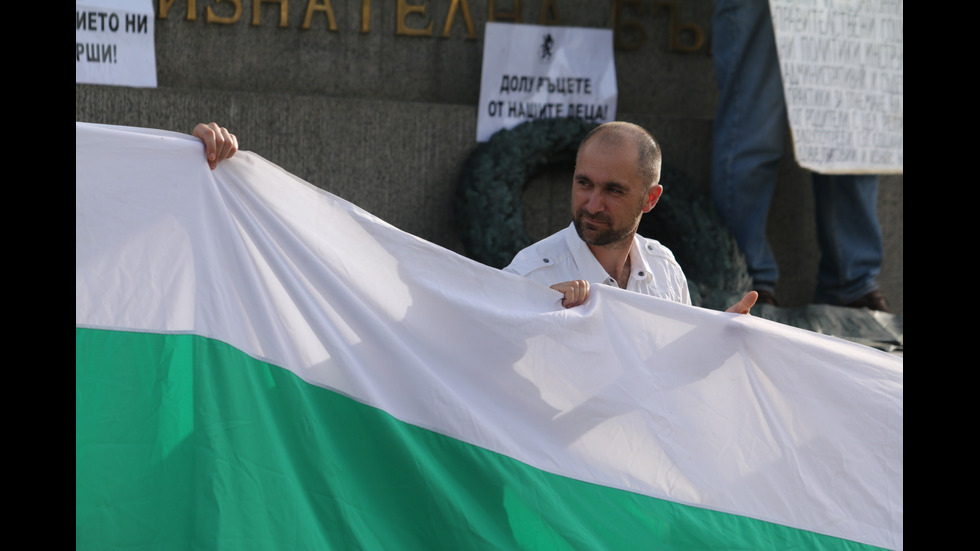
[192,121,756,313]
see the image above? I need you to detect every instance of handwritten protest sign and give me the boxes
[771,0,903,173]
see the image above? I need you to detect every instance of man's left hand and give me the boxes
[725,291,758,314]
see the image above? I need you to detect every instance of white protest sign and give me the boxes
[771,0,903,174]
[76,0,157,87]
[477,22,617,142]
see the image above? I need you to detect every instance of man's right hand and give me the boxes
[550,280,590,308]
[193,123,238,170]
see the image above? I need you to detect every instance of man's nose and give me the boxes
[585,191,604,213]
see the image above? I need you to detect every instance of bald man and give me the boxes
[505,122,756,313]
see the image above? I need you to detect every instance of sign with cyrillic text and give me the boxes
[477,22,617,142]
[771,0,902,174]
[76,0,157,87]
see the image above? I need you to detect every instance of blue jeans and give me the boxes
[711,0,882,304]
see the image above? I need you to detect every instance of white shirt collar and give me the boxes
[562,223,653,289]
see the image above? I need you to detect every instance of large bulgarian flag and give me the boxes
[76,122,903,550]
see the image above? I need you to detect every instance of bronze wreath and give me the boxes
[454,118,596,270]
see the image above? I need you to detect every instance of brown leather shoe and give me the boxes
[845,290,891,312]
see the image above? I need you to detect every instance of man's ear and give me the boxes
[642,184,663,213]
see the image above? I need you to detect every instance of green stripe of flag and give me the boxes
[77,327,885,551]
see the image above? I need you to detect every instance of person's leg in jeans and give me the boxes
[812,174,887,309]
[712,0,786,300]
